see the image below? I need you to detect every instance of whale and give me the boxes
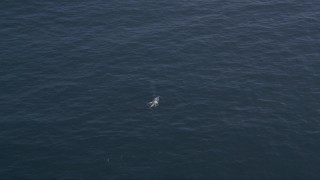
[148,96,160,108]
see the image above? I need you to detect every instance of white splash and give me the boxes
[147,96,160,108]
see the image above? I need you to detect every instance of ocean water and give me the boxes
[1,0,320,179]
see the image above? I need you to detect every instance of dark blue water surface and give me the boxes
[1,0,320,179]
